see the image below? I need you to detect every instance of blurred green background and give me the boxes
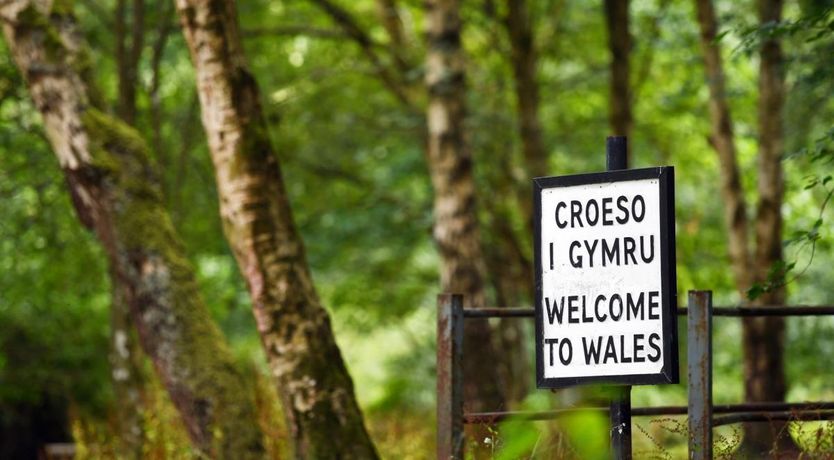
[2,0,834,457]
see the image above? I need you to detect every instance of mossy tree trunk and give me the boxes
[173,1,379,458]
[111,4,149,454]
[108,269,146,460]
[0,2,266,457]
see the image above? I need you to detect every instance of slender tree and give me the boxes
[424,0,506,413]
[604,0,632,139]
[115,0,144,125]
[173,0,379,457]
[505,0,548,181]
[0,2,266,457]
[693,0,794,454]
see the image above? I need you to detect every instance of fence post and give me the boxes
[688,290,713,460]
[437,293,464,459]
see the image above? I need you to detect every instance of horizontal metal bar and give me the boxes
[680,306,834,317]
[713,410,834,427]
[463,402,834,424]
[462,306,834,319]
[462,308,534,318]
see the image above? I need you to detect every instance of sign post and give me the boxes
[533,136,678,458]
[607,136,632,460]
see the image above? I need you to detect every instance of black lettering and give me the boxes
[616,195,629,224]
[603,336,618,364]
[585,199,599,226]
[555,202,568,229]
[609,294,623,321]
[633,334,645,363]
[568,295,579,324]
[594,295,608,322]
[581,296,592,322]
[648,291,660,320]
[620,335,632,363]
[583,239,598,268]
[571,200,583,227]
[602,197,614,225]
[624,237,637,265]
[602,238,620,267]
[569,241,582,268]
[549,242,554,269]
[559,339,573,365]
[648,333,661,362]
[545,297,566,324]
[545,338,558,365]
[640,235,655,263]
[632,195,646,222]
[627,292,645,321]
[582,336,602,364]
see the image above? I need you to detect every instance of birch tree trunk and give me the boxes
[174,1,379,458]
[694,0,794,454]
[0,2,266,457]
[604,0,632,138]
[425,0,506,414]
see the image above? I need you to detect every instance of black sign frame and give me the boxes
[533,166,678,389]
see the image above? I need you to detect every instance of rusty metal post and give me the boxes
[438,294,464,459]
[688,290,713,460]
[607,135,632,460]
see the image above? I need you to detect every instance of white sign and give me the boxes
[534,167,678,388]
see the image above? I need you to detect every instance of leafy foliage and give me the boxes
[2,0,834,457]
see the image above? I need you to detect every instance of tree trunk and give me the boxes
[425,0,506,414]
[693,0,752,294]
[505,0,547,182]
[743,0,793,455]
[173,1,379,458]
[693,0,795,454]
[604,0,632,138]
[109,270,146,460]
[115,0,144,125]
[0,3,266,457]
[112,9,151,453]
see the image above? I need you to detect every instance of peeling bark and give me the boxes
[425,0,506,414]
[173,0,378,458]
[0,2,266,457]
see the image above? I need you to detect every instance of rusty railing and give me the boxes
[436,291,834,459]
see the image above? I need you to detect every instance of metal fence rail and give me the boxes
[437,291,834,459]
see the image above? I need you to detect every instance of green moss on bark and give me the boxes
[80,108,266,458]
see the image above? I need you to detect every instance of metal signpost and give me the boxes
[437,134,834,457]
[533,136,679,459]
